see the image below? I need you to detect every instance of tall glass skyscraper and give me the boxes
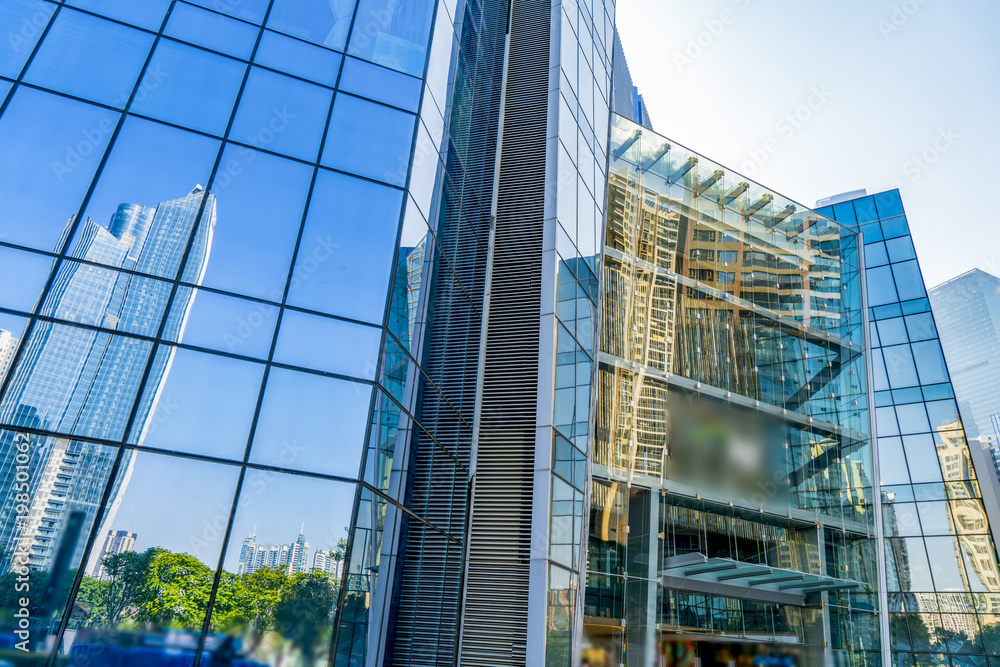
[1,1,999,666]
[928,269,1000,444]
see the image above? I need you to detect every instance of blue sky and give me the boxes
[617,0,1000,287]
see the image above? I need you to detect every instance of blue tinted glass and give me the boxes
[877,318,908,346]
[166,288,278,359]
[273,309,381,379]
[921,384,954,401]
[874,190,904,218]
[255,29,342,86]
[0,88,120,251]
[885,236,916,263]
[854,196,879,224]
[902,435,942,483]
[891,260,926,301]
[891,388,923,405]
[267,0,355,51]
[911,340,949,386]
[133,347,264,459]
[0,80,9,101]
[187,0,270,24]
[925,400,961,430]
[872,349,889,391]
[77,118,221,264]
[866,265,898,307]
[203,146,312,299]
[348,0,434,76]
[230,67,332,161]
[903,312,937,341]
[165,2,259,59]
[880,216,909,240]
[869,321,880,347]
[815,205,833,219]
[900,298,930,315]
[832,201,857,225]
[322,94,416,186]
[876,406,900,436]
[858,221,883,243]
[875,390,893,407]
[882,344,919,389]
[67,0,171,30]
[339,56,422,111]
[131,40,246,135]
[286,170,402,323]
[872,303,902,320]
[0,247,52,313]
[25,9,154,107]
[250,367,372,476]
[896,403,930,435]
[0,0,55,77]
[863,242,888,268]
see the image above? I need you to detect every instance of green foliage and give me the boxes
[273,571,337,666]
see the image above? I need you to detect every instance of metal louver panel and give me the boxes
[460,0,551,664]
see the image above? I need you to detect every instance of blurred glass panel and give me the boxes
[25,9,153,107]
[165,2,259,59]
[0,431,116,657]
[321,94,416,187]
[267,0,355,51]
[250,367,371,477]
[255,29,342,86]
[285,170,403,324]
[231,67,333,161]
[348,0,434,76]
[74,117,221,276]
[0,88,119,251]
[203,145,311,300]
[0,247,52,314]
[164,287,279,359]
[128,346,264,460]
[64,452,239,661]
[131,39,246,136]
[216,469,354,666]
[273,309,381,379]
[66,0,171,30]
[0,0,55,77]
[546,564,577,666]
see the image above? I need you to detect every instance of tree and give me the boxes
[96,550,154,626]
[273,571,336,666]
[139,550,215,629]
[233,567,288,650]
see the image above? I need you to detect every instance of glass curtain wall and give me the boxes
[585,114,880,666]
[819,190,1000,667]
[0,1,498,665]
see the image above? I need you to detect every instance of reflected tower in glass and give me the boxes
[818,189,1000,666]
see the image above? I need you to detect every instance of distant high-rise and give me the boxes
[0,329,17,384]
[236,530,311,576]
[928,268,1000,441]
[90,529,137,578]
[0,186,214,571]
[312,549,343,578]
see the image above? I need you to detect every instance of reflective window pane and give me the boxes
[131,40,246,135]
[883,344,919,389]
[230,67,333,161]
[203,145,311,300]
[186,0,270,24]
[896,403,930,436]
[911,340,950,386]
[273,309,380,379]
[339,56,422,111]
[67,0,171,30]
[0,0,56,77]
[286,170,403,323]
[25,9,153,107]
[348,0,434,76]
[903,434,944,484]
[267,0,356,50]
[0,247,52,314]
[321,94,416,187]
[866,265,899,307]
[165,2,260,59]
[66,452,239,659]
[165,288,279,359]
[250,367,371,476]
[255,29,342,86]
[129,346,264,460]
[892,260,927,302]
[216,470,355,665]
[0,88,119,251]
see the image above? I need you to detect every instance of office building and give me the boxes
[90,529,137,579]
[1,1,999,666]
[928,268,1000,445]
[818,189,1000,667]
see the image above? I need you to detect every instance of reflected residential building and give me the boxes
[0,186,214,572]
[236,528,312,576]
[313,549,344,579]
[0,329,17,384]
[89,529,136,578]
